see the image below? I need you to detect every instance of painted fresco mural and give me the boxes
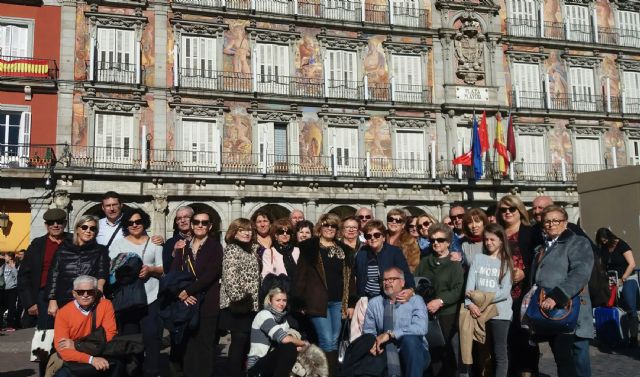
[223,20,252,76]
[223,104,253,163]
[365,116,392,169]
[300,110,323,165]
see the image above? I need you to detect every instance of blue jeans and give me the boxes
[621,279,639,340]
[572,336,591,377]
[398,335,430,377]
[310,301,342,351]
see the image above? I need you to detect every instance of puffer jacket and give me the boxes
[46,239,110,306]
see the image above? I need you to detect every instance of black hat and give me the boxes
[43,208,67,222]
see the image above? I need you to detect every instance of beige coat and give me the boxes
[459,291,499,365]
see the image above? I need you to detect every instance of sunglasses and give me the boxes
[358,215,372,220]
[192,220,211,227]
[364,232,384,240]
[127,219,144,227]
[450,214,464,221]
[74,289,97,297]
[416,221,431,230]
[444,221,453,226]
[45,220,66,226]
[407,225,417,230]
[387,216,404,224]
[430,237,448,244]
[322,223,339,230]
[79,225,98,232]
[499,206,518,214]
[276,229,293,236]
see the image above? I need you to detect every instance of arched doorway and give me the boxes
[252,204,291,222]
[328,205,357,219]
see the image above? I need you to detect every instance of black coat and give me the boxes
[46,239,110,306]
[18,233,72,309]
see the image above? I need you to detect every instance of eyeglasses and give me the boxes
[192,220,211,227]
[237,228,253,233]
[407,225,417,230]
[358,215,372,221]
[444,221,453,226]
[79,225,98,232]
[45,220,66,226]
[499,206,518,214]
[127,219,144,227]
[430,237,448,244]
[364,232,384,240]
[387,216,404,224]
[450,214,465,221]
[543,219,565,227]
[175,216,191,222]
[275,229,293,236]
[382,277,402,283]
[322,223,339,230]
[343,226,359,231]
[74,289,97,297]
[416,221,431,230]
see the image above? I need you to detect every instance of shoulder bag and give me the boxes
[337,318,351,363]
[524,286,581,335]
[427,314,446,348]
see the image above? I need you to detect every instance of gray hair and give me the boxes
[73,215,100,244]
[176,206,194,217]
[73,275,98,290]
[383,266,405,280]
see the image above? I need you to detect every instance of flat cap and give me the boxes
[43,208,67,222]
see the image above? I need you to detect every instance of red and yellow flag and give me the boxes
[494,112,509,175]
[0,58,49,78]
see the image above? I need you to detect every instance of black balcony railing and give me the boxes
[543,21,566,40]
[510,90,640,114]
[0,55,58,80]
[89,60,144,85]
[506,18,540,38]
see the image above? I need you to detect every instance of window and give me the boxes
[617,10,640,48]
[509,0,538,37]
[517,134,545,176]
[94,113,134,163]
[0,110,30,165]
[392,0,421,27]
[326,49,358,98]
[96,28,137,83]
[569,67,596,111]
[180,119,219,167]
[513,63,543,108]
[392,55,423,103]
[566,5,591,42]
[330,126,359,174]
[395,130,426,174]
[323,0,358,22]
[0,22,29,57]
[254,121,298,171]
[629,138,640,165]
[255,43,290,94]
[180,35,216,89]
[574,137,602,171]
[623,71,640,114]
[456,125,472,153]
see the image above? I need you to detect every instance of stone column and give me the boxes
[305,200,317,223]
[375,201,386,220]
[150,191,168,238]
[28,197,53,241]
[231,198,242,220]
[441,201,451,221]
[152,3,169,149]
[55,1,78,144]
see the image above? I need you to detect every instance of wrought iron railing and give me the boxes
[0,55,58,80]
[89,60,144,85]
[510,91,640,114]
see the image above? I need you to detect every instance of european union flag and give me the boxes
[472,114,483,181]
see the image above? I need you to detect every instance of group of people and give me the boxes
[9,190,637,377]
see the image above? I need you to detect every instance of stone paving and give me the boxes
[1,328,638,376]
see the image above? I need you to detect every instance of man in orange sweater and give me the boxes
[54,275,118,375]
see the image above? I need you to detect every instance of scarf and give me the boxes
[273,242,297,281]
[383,298,401,376]
[265,304,287,324]
[235,240,254,253]
[467,234,483,243]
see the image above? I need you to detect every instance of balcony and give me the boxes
[87,60,145,87]
[510,90,640,115]
[0,55,58,89]
[0,144,56,169]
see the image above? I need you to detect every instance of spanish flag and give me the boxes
[0,57,49,78]
[494,112,509,175]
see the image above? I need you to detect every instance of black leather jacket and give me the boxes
[46,239,110,306]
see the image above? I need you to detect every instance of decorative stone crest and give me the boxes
[249,110,300,122]
[317,34,368,50]
[174,105,225,117]
[86,12,147,29]
[454,17,485,85]
[383,41,430,55]
[87,99,142,112]
[173,20,227,37]
[319,113,368,126]
[566,124,607,135]
[248,28,300,43]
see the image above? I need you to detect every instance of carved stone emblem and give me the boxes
[454,18,485,85]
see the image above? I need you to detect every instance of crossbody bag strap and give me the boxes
[105,223,123,249]
[141,237,151,260]
[91,307,97,331]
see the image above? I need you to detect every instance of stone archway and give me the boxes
[404,206,426,217]
[188,202,223,242]
[252,204,291,222]
[328,205,357,220]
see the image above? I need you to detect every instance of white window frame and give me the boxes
[94,113,135,164]
[623,71,640,114]
[509,0,538,37]
[179,118,220,168]
[516,133,546,177]
[0,17,34,57]
[325,49,359,99]
[0,106,31,167]
[512,62,543,108]
[95,27,138,84]
[392,0,421,27]
[329,126,359,174]
[573,136,603,172]
[566,5,592,42]
[569,67,597,111]
[391,54,423,103]
[628,138,640,165]
[179,35,217,90]
[255,43,290,95]
[394,130,426,175]
[617,10,640,48]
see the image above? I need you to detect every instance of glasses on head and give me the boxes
[387,216,404,224]
[127,219,144,227]
[382,277,402,283]
[430,237,448,244]
[192,219,211,227]
[543,219,565,227]
[45,220,65,226]
[74,289,97,297]
[358,215,372,221]
[79,225,98,232]
[499,206,518,214]
[322,223,339,230]
[416,221,431,230]
[450,214,465,221]
[275,229,293,236]
[364,232,384,240]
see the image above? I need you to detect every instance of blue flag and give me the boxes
[472,114,483,181]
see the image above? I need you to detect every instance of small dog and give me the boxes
[288,329,329,377]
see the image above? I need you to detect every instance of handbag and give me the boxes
[426,315,446,348]
[74,308,107,356]
[524,286,581,335]
[30,328,54,362]
[337,318,351,363]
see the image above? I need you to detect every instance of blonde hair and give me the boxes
[498,195,530,226]
[263,287,287,307]
[73,215,99,244]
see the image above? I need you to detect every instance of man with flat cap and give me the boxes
[18,208,72,376]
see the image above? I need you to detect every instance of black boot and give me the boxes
[325,351,338,377]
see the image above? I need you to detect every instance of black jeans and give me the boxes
[0,288,18,328]
[184,315,219,377]
[430,313,458,377]
[545,333,577,377]
[247,343,297,377]
[116,302,162,377]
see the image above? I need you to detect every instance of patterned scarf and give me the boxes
[265,304,287,324]
[273,242,297,279]
[383,299,401,376]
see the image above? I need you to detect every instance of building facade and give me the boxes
[1,0,640,246]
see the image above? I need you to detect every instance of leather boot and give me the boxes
[325,350,339,377]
